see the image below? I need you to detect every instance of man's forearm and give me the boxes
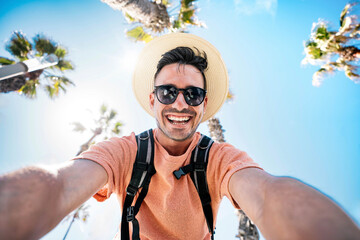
[259,177,360,240]
[0,166,65,240]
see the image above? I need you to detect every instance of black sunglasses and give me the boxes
[154,85,207,106]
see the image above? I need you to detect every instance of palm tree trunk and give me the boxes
[0,75,26,93]
[207,117,225,143]
[0,69,43,93]
[101,0,170,32]
[76,127,102,156]
[207,117,259,240]
[63,215,76,240]
[235,210,260,240]
[340,46,360,61]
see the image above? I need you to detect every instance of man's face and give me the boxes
[149,63,207,142]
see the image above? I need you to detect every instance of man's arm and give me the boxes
[229,168,360,240]
[0,159,107,240]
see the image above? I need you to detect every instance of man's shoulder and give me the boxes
[194,132,239,152]
[96,132,137,150]
[110,131,137,141]
[207,139,251,162]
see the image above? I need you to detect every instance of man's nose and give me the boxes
[172,92,188,110]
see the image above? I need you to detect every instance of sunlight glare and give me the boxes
[44,88,110,149]
[117,45,141,74]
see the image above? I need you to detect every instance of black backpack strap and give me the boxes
[173,135,215,240]
[121,129,156,240]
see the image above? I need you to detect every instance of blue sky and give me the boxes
[0,0,359,239]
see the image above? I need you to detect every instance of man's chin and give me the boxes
[161,127,195,142]
[169,134,193,142]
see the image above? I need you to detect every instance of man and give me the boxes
[0,33,359,240]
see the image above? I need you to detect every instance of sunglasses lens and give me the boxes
[156,85,178,104]
[184,87,205,106]
[155,85,206,106]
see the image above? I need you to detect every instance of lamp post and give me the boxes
[0,54,58,81]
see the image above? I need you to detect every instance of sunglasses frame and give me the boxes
[153,84,207,106]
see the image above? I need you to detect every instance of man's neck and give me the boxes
[155,129,194,156]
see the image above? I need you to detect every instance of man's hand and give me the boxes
[0,159,107,240]
[229,168,360,240]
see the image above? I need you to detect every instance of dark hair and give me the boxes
[154,47,208,90]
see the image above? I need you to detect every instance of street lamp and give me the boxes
[0,54,58,81]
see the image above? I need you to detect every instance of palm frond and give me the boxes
[57,76,75,86]
[181,8,195,24]
[18,79,39,98]
[44,85,56,98]
[124,12,137,23]
[112,121,123,135]
[108,110,117,121]
[339,3,359,29]
[56,59,74,71]
[171,0,204,31]
[315,24,331,41]
[43,75,74,98]
[6,31,32,61]
[0,57,15,66]
[54,47,67,59]
[304,41,327,59]
[161,0,170,6]
[340,3,352,28]
[100,104,107,115]
[71,122,87,133]
[350,23,360,37]
[226,90,234,102]
[126,26,153,42]
[33,34,57,55]
[344,63,360,83]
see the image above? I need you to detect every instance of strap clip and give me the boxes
[139,131,150,140]
[126,206,135,222]
[173,168,186,179]
[126,184,138,197]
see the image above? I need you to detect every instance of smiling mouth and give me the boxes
[166,115,192,125]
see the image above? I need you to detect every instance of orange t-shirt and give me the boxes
[73,129,261,240]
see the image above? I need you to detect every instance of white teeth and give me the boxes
[167,116,190,122]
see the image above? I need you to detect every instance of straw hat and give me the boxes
[132,33,229,122]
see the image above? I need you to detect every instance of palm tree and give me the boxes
[102,0,204,42]
[207,117,226,143]
[207,91,235,143]
[0,31,74,98]
[72,104,123,155]
[302,2,360,86]
[63,104,123,239]
[235,210,260,240]
[102,0,170,33]
[62,205,90,240]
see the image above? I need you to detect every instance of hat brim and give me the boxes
[132,33,229,123]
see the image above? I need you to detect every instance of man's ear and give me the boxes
[203,96,208,113]
[149,92,155,111]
